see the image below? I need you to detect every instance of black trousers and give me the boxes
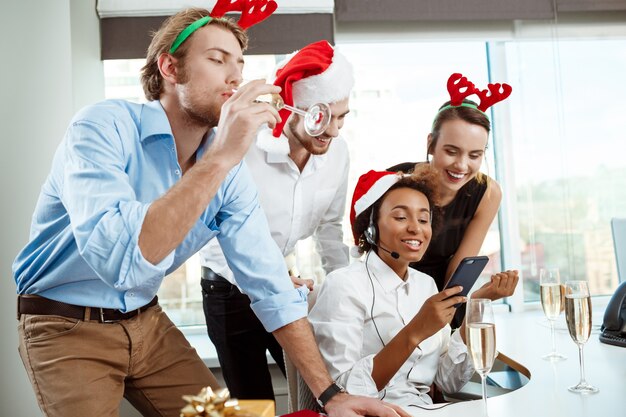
[201,274,286,401]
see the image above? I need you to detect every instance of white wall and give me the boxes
[0,1,103,414]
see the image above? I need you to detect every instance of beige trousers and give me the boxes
[18,304,219,417]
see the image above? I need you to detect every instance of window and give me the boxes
[504,38,626,301]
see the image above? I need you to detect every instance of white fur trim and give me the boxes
[256,128,290,154]
[292,49,354,108]
[350,245,362,258]
[354,173,411,218]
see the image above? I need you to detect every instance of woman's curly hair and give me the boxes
[352,164,443,256]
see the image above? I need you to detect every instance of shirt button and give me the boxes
[175,169,181,175]
[129,293,134,297]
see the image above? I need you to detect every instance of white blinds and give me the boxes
[97,0,334,18]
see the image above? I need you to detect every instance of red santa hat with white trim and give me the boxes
[349,170,407,256]
[256,40,355,154]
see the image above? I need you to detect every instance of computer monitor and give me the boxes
[611,218,626,283]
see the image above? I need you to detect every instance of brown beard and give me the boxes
[183,103,220,128]
[287,116,332,156]
[176,60,220,128]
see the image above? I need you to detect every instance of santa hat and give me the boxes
[256,40,354,154]
[349,170,406,247]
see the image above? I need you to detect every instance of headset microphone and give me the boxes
[364,210,400,259]
[375,243,400,260]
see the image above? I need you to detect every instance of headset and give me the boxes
[364,210,399,259]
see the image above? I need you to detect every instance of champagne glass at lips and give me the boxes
[564,281,599,394]
[466,299,497,417]
[540,268,567,361]
[235,90,332,136]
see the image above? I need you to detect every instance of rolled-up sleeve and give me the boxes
[216,162,308,332]
[63,120,174,292]
[434,328,475,394]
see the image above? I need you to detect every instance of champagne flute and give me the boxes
[236,90,332,136]
[564,281,599,393]
[466,298,497,416]
[540,268,567,361]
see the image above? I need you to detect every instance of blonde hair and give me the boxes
[140,8,248,101]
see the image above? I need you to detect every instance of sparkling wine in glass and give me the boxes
[243,91,332,136]
[564,280,599,394]
[540,268,566,361]
[466,298,497,416]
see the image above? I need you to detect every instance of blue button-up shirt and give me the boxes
[13,99,308,332]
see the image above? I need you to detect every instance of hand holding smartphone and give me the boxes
[443,256,489,306]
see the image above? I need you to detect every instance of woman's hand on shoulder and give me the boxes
[472,270,519,301]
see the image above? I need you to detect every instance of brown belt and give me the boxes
[17,294,159,323]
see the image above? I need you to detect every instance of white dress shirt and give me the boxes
[199,130,350,286]
[308,251,474,413]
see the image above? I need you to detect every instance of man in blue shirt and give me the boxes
[13,7,408,417]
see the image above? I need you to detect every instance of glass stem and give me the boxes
[550,320,557,354]
[481,374,489,417]
[578,344,587,385]
[283,103,307,117]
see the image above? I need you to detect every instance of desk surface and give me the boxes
[186,308,625,417]
[427,308,626,417]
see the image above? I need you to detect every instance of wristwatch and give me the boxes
[316,381,346,411]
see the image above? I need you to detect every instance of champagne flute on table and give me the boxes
[540,267,567,361]
[564,280,599,394]
[466,298,497,417]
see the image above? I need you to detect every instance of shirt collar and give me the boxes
[139,100,174,142]
[365,251,409,293]
[264,131,331,169]
[139,100,216,158]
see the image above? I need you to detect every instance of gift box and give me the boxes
[180,387,274,417]
[238,400,274,417]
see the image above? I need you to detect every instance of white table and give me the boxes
[428,308,626,416]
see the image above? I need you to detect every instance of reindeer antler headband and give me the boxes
[439,72,513,114]
[169,0,278,54]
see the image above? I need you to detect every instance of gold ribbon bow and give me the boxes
[180,387,258,417]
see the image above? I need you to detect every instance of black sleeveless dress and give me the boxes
[387,162,488,327]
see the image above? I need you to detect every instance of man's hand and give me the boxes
[472,270,519,301]
[324,393,411,417]
[291,276,314,291]
[206,79,282,169]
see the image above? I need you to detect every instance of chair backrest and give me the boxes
[611,218,626,283]
[283,352,322,413]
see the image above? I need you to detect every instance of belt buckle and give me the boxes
[99,308,121,323]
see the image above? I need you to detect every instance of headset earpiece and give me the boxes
[365,210,377,245]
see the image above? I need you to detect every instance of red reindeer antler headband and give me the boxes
[445,72,512,113]
[169,0,278,53]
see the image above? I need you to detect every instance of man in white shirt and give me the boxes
[198,40,354,400]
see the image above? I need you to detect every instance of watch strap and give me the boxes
[316,381,346,411]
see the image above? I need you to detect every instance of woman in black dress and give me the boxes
[389,93,518,326]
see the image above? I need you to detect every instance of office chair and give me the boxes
[611,218,626,283]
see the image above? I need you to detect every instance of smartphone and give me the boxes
[443,256,489,305]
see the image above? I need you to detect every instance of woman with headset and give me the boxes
[308,165,517,412]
